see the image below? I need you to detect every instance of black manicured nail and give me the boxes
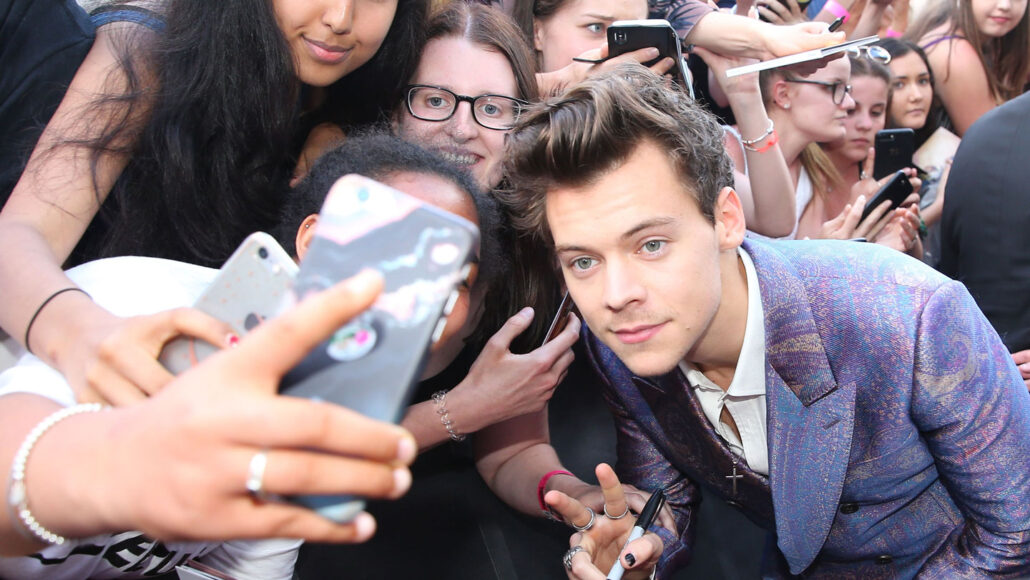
[625,553,637,567]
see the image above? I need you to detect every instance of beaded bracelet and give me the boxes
[8,403,107,545]
[431,390,466,442]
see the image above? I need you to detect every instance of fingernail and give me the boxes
[350,269,384,292]
[625,553,637,567]
[645,47,660,58]
[392,467,412,497]
[397,435,417,464]
[226,333,240,348]
[1020,362,1030,371]
[519,306,534,320]
[353,512,377,540]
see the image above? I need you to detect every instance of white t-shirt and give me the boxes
[0,257,300,580]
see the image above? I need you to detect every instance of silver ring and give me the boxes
[571,506,596,531]
[604,504,630,519]
[246,449,270,502]
[563,545,587,571]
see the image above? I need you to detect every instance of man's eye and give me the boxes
[642,240,665,253]
[572,257,596,271]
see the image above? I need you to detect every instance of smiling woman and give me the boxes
[0,0,424,404]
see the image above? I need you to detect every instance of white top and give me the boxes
[0,257,300,580]
[678,247,768,475]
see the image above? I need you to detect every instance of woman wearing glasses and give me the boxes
[812,52,923,255]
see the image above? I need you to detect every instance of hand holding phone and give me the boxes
[281,174,478,522]
[606,20,691,89]
[860,170,914,223]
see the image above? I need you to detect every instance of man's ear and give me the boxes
[713,187,747,250]
[295,215,319,261]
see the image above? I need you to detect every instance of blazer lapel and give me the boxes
[746,240,857,575]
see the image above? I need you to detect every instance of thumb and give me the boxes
[862,146,876,179]
[487,307,535,350]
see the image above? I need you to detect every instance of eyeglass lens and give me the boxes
[408,86,521,130]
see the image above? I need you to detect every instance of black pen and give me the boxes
[828,15,846,32]
[606,489,667,580]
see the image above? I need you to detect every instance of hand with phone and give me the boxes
[61,305,236,406]
[441,306,580,437]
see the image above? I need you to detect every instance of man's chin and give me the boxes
[609,346,681,378]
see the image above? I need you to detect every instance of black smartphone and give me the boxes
[759,0,812,22]
[607,20,690,89]
[541,291,577,347]
[860,170,913,222]
[873,128,916,180]
[281,174,478,522]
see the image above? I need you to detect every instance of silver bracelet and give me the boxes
[740,118,775,146]
[431,390,466,442]
[7,403,107,545]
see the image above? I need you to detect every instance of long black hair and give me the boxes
[71,0,426,267]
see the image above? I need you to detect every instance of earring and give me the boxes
[783,103,791,110]
[305,224,311,229]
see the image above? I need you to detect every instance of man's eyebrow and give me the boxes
[620,217,677,241]
[553,217,677,254]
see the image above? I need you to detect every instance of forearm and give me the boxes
[685,13,766,58]
[728,92,796,237]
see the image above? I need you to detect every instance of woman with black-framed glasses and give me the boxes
[752,56,855,240]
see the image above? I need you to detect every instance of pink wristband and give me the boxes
[885,27,902,37]
[824,0,850,22]
[537,470,573,514]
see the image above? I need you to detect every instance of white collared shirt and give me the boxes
[678,247,768,475]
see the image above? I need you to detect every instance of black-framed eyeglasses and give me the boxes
[405,84,527,131]
[846,45,891,65]
[783,79,852,105]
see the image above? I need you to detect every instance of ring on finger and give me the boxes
[604,504,630,519]
[571,506,596,531]
[563,545,587,571]
[245,449,270,502]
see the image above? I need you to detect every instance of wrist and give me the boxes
[28,288,96,363]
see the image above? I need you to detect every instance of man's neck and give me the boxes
[684,249,750,392]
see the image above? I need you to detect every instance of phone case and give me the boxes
[861,170,913,222]
[281,174,478,522]
[159,232,298,375]
[607,20,691,90]
[873,128,916,180]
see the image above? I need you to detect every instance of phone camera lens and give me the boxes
[257,247,269,260]
[614,31,628,45]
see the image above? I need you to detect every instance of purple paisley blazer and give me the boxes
[583,239,1030,578]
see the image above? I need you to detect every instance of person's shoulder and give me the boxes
[65,256,216,317]
[748,239,950,294]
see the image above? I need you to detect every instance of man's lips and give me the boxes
[612,322,666,344]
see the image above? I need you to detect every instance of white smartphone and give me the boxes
[159,232,298,374]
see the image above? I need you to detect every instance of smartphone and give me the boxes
[860,170,913,222]
[759,0,812,22]
[281,174,478,522]
[159,232,297,374]
[607,20,691,89]
[541,291,578,347]
[873,128,916,180]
